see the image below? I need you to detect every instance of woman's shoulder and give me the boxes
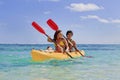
[60,38,67,43]
[60,38,65,40]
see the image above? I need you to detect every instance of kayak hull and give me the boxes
[31,49,85,61]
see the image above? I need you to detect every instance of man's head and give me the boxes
[66,30,73,39]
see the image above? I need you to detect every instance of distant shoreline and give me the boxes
[0,43,120,45]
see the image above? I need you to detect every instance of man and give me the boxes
[66,30,79,52]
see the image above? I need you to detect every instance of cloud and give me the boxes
[80,15,109,23]
[43,11,51,14]
[111,19,120,23]
[80,15,120,24]
[66,3,104,12]
[38,0,60,2]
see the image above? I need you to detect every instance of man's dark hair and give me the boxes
[66,30,73,36]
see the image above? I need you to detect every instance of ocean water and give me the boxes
[0,44,120,80]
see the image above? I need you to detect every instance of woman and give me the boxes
[48,30,69,53]
[66,30,79,52]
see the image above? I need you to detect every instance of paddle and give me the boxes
[32,21,73,58]
[32,21,49,37]
[47,19,93,58]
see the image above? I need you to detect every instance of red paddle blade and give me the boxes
[47,19,59,31]
[32,21,46,35]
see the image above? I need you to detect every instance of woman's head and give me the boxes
[54,30,63,41]
[66,30,73,39]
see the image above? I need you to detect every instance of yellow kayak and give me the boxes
[31,49,85,61]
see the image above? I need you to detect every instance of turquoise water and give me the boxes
[0,44,120,80]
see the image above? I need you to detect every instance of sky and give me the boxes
[0,0,120,44]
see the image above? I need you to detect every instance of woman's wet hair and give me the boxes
[54,30,62,41]
[66,30,73,36]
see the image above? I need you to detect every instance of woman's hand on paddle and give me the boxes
[65,47,69,52]
[47,36,53,42]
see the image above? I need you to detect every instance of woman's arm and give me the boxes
[47,36,53,42]
[63,38,69,52]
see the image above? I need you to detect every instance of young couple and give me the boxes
[47,30,79,53]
